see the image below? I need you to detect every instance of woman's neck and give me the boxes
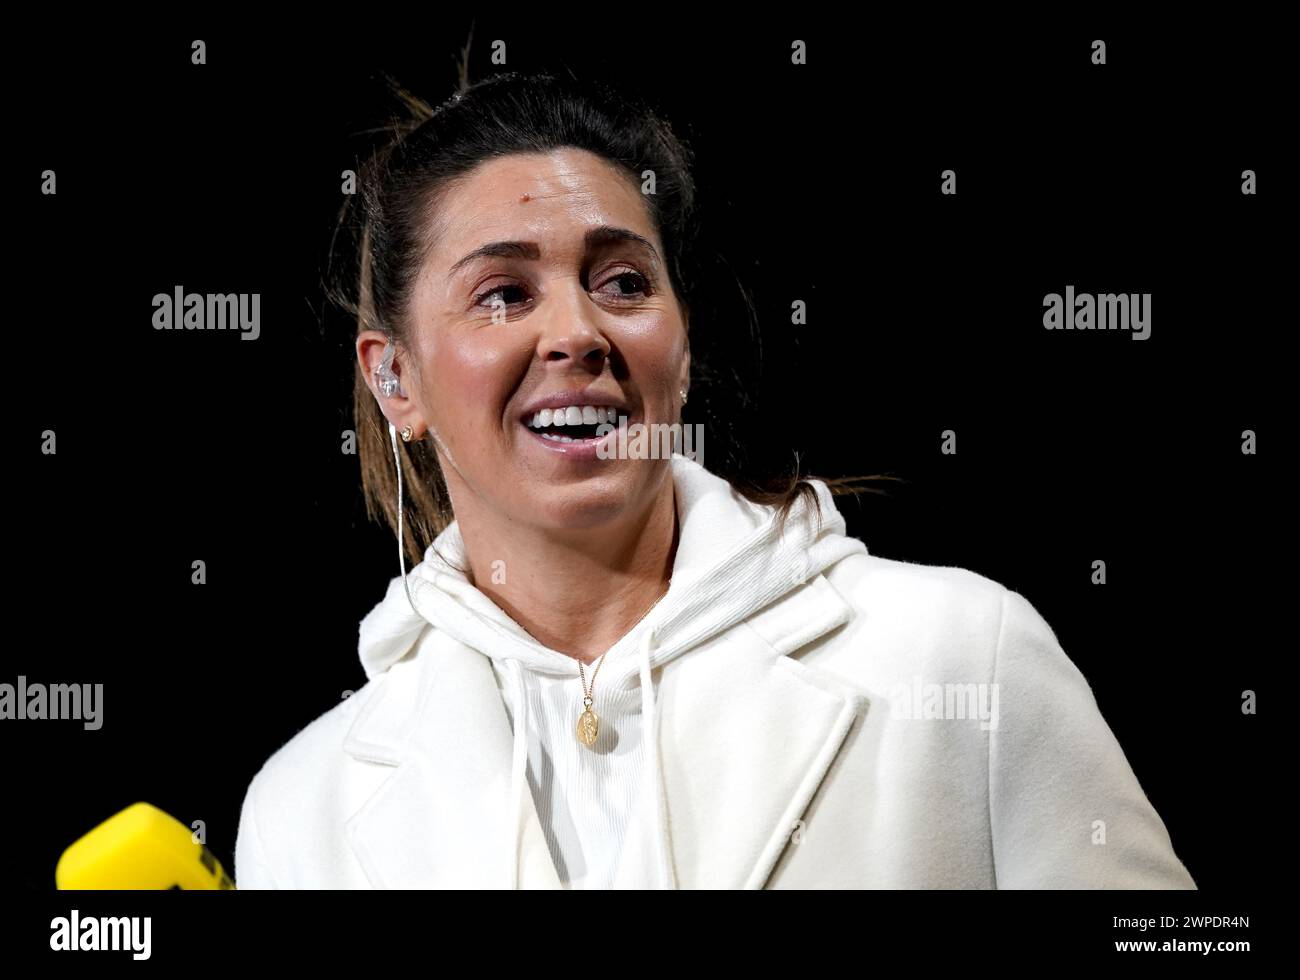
[452,477,679,664]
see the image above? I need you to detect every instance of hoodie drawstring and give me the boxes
[504,657,529,890]
[500,627,675,890]
[639,625,677,889]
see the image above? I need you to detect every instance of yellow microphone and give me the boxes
[56,802,235,890]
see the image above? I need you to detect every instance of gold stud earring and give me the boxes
[400,425,414,442]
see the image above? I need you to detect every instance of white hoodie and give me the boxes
[235,452,1196,889]
[354,452,868,889]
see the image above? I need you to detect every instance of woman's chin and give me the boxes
[513,471,653,530]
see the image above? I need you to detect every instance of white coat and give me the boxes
[235,454,1197,889]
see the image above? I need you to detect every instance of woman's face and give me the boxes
[389,147,689,531]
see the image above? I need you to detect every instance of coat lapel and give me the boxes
[652,573,868,889]
[342,573,867,889]
[342,633,561,889]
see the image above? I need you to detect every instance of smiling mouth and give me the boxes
[522,405,624,443]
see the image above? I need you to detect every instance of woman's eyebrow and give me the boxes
[448,226,660,276]
[583,226,660,267]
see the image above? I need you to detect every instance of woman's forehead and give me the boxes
[432,149,656,265]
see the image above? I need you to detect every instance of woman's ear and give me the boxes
[678,343,692,403]
[358,330,424,434]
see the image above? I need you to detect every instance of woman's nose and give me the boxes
[536,291,611,369]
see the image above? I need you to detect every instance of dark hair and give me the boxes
[326,69,892,566]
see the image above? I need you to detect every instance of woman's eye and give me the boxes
[596,271,651,300]
[475,284,529,309]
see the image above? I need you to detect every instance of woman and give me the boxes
[235,72,1196,889]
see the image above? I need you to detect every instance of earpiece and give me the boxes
[375,341,407,399]
[373,340,456,614]
[374,344,417,611]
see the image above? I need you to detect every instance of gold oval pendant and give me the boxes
[577,709,599,746]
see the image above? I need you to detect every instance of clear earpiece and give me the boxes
[376,342,407,399]
[376,341,416,612]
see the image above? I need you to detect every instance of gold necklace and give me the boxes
[576,581,670,747]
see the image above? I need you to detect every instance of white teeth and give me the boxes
[526,405,622,435]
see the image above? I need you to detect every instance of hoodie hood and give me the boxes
[356,452,868,887]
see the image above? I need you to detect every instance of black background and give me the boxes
[7,16,1284,908]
